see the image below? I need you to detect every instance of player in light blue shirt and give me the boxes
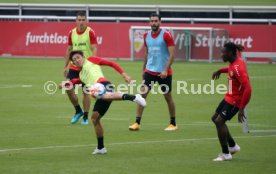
[129,13,177,131]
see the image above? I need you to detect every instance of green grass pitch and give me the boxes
[0,57,275,173]
[0,0,276,5]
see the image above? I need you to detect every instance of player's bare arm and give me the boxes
[91,44,97,56]
[143,47,148,70]
[122,72,132,84]
[142,47,148,78]
[64,45,73,77]
[238,109,246,123]
[237,77,251,123]
[212,71,221,80]
[160,45,175,79]
[212,67,228,80]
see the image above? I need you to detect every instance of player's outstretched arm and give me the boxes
[89,57,132,83]
[212,67,229,80]
[212,71,221,80]
[121,72,132,84]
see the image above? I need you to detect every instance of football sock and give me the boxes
[74,105,82,114]
[97,137,104,149]
[228,137,236,147]
[170,117,176,126]
[222,145,229,154]
[136,116,141,125]
[83,112,88,120]
[122,94,136,101]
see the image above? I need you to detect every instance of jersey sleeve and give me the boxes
[68,31,73,46]
[163,30,175,47]
[89,29,97,45]
[70,78,82,85]
[218,67,229,73]
[233,63,252,109]
[88,57,124,74]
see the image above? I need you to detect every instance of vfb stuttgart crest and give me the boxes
[133,30,147,53]
[230,71,234,77]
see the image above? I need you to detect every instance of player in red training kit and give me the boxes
[211,42,252,161]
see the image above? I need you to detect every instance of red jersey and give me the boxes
[218,57,252,109]
[143,29,175,76]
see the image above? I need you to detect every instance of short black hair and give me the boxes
[149,13,161,20]
[69,50,84,61]
[76,11,86,17]
[224,42,244,56]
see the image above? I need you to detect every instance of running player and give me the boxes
[212,42,252,161]
[60,50,146,155]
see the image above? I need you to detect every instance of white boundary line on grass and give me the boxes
[0,134,275,153]
[0,84,33,89]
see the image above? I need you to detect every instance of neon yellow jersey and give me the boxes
[70,27,94,70]
[79,59,104,85]
[72,26,93,58]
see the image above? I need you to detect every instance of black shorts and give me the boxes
[66,69,80,80]
[215,99,239,121]
[93,81,114,117]
[143,72,172,93]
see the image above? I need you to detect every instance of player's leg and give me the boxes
[101,92,146,106]
[92,82,146,106]
[91,111,107,155]
[158,75,177,131]
[129,72,155,130]
[213,115,231,158]
[227,107,240,154]
[212,106,239,155]
[212,100,239,161]
[91,98,112,155]
[66,69,83,124]
[163,92,177,131]
[212,100,231,161]
[81,91,91,125]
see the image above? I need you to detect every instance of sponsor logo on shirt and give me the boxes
[76,42,87,46]
[230,71,234,77]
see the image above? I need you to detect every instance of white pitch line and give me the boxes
[0,134,275,153]
[143,122,276,128]
[102,118,129,121]
[0,84,33,89]
[194,121,276,128]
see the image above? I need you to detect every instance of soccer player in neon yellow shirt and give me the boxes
[61,50,146,155]
[64,12,97,125]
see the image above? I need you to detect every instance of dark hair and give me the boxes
[69,50,84,61]
[224,42,245,56]
[149,13,161,20]
[76,11,86,17]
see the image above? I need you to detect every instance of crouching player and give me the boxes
[60,50,146,155]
